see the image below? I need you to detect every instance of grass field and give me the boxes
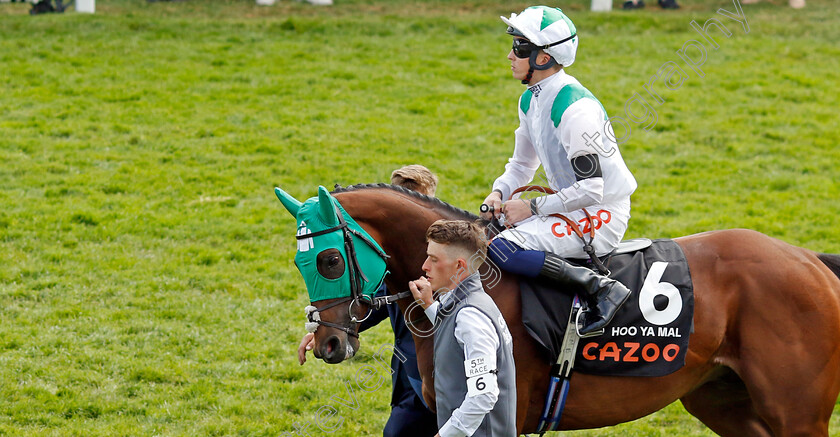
[1,0,839,435]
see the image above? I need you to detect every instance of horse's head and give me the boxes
[275,185,388,364]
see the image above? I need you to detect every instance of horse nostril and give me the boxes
[322,335,343,362]
[326,336,338,355]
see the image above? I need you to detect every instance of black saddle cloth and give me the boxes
[520,238,694,377]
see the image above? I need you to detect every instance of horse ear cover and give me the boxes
[275,187,302,217]
[317,186,339,227]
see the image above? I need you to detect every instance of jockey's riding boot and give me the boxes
[539,253,631,335]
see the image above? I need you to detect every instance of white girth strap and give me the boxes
[304,305,320,333]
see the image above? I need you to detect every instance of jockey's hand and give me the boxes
[297,332,315,365]
[502,198,532,225]
[481,191,503,220]
[409,276,434,309]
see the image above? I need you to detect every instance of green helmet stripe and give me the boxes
[558,11,577,35]
[540,7,574,33]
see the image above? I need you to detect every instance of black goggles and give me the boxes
[512,38,539,59]
[511,33,578,59]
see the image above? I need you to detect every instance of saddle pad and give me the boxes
[520,239,694,377]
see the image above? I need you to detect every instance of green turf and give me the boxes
[1,0,839,435]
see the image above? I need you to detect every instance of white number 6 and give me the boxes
[639,262,682,326]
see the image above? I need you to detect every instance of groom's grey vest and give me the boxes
[433,274,517,436]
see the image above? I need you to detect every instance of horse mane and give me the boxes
[331,183,480,221]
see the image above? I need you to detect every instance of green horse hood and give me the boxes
[275,185,388,302]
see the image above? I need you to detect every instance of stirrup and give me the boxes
[575,309,604,338]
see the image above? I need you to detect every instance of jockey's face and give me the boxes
[508,37,555,84]
[422,241,468,293]
[508,39,532,82]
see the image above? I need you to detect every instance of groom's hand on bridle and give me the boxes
[409,276,434,309]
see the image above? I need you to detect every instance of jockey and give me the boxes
[482,6,638,335]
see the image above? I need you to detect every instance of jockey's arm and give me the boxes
[534,177,604,215]
[491,126,540,202]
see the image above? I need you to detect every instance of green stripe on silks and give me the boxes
[293,186,388,302]
[550,83,608,127]
[520,88,534,115]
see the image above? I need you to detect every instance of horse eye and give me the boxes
[317,249,345,280]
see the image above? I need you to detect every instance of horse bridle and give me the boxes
[297,203,412,338]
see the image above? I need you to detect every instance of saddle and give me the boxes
[483,185,694,375]
[525,238,695,433]
[520,238,694,377]
[567,237,652,268]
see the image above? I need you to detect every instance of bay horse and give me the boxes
[279,183,840,436]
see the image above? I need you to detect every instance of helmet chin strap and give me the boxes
[522,51,557,85]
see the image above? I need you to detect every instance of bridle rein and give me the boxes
[297,203,412,338]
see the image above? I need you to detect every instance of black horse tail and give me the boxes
[818,253,840,280]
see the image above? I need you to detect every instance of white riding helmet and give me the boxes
[501,6,578,67]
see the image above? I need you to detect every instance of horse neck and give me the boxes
[336,189,468,405]
[336,189,466,284]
